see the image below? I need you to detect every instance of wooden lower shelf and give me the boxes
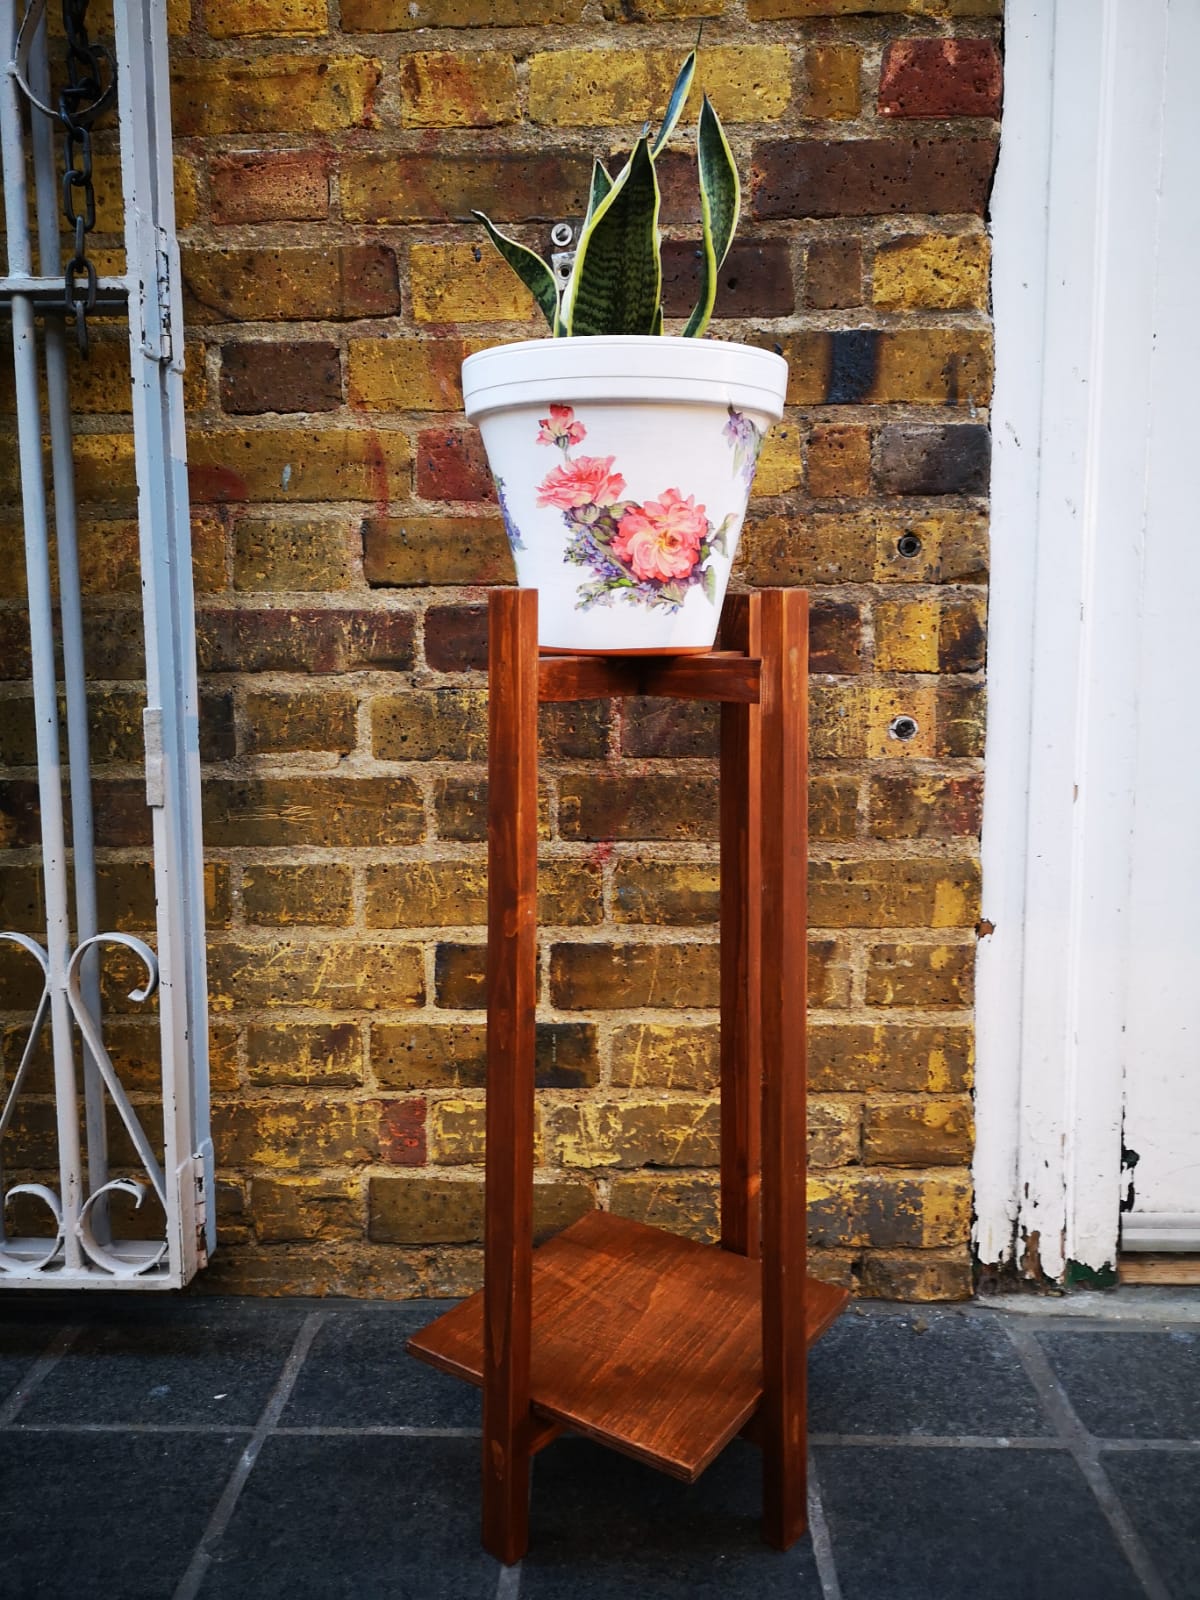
[407,1210,848,1483]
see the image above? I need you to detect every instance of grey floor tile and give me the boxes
[809,1308,1053,1437]
[0,1316,62,1407]
[1103,1449,1200,1600]
[281,1303,480,1429]
[197,1433,500,1600]
[1038,1329,1200,1438]
[816,1445,1144,1600]
[0,1429,241,1599]
[521,1438,823,1598]
[19,1300,307,1427]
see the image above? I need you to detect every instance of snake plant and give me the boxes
[473,51,739,339]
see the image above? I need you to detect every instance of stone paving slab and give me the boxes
[0,1292,1195,1600]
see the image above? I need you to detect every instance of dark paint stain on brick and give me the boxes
[827,329,880,404]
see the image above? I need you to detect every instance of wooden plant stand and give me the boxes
[408,587,848,1564]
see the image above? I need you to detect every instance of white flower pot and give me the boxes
[462,336,789,654]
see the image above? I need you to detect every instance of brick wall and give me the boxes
[0,0,998,1299]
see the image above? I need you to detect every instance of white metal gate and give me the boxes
[0,0,211,1286]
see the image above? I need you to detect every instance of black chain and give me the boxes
[58,0,116,355]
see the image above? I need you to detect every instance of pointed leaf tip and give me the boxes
[472,210,560,333]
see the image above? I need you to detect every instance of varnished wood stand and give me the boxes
[408,587,848,1563]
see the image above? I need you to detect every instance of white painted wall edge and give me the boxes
[975,0,1165,1282]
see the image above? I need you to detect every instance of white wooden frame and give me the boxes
[975,0,1169,1282]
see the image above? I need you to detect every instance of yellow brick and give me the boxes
[802,45,861,119]
[876,598,940,673]
[251,1175,360,1243]
[429,1098,544,1165]
[186,428,409,504]
[173,156,199,230]
[549,1099,720,1169]
[346,0,583,26]
[610,1023,720,1091]
[410,243,540,325]
[868,687,939,760]
[753,422,802,496]
[871,510,989,584]
[805,1168,972,1249]
[71,434,137,505]
[601,0,721,12]
[168,0,191,32]
[247,1021,364,1088]
[242,863,355,926]
[809,1097,862,1166]
[84,154,123,233]
[873,234,990,311]
[864,1097,973,1166]
[171,56,379,136]
[529,46,790,128]
[750,0,997,14]
[871,330,993,408]
[205,0,327,33]
[207,939,424,1013]
[347,337,488,411]
[809,684,939,760]
[192,512,230,594]
[609,1172,718,1242]
[397,51,518,129]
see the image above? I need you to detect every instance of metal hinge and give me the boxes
[156,232,173,362]
[192,1155,209,1267]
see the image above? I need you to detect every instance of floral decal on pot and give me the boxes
[723,405,765,487]
[494,476,525,552]
[534,404,735,613]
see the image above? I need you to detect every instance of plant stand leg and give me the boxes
[720,592,762,1259]
[758,589,810,1550]
[482,587,540,1565]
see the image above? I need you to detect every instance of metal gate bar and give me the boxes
[0,0,211,1287]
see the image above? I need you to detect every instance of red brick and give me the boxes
[340,150,591,224]
[752,138,997,219]
[880,40,1002,120]
[183,244,399,322]
[197,608,414,673]
[362,517,512,587]
[558,774,719,841]
[380,1098,427,1165]
[210,151,330,224]
[804,240,862,308]
[661,240,795,320]
[620,700,719,759]
[810,598,866,673]
[220,341,342,415]
[202,777,423,848]
[868,774,983,841]
[416,428,494,502]
[424,604,487,672]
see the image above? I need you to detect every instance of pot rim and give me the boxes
[462,334,789,425]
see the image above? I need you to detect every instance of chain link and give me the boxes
[58,0,116,355]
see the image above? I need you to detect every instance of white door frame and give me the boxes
[974,0,1169,1283]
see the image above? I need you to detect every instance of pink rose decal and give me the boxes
[536,455,626,511]
[537,404,587,450]
[611,490,708,583]
[531,406,736,614]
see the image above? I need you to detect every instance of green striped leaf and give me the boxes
[683,95,740,339]
[651,50,696,157]
[471,210,560,333]
[586,158,613,223]
[567,137,662,337]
